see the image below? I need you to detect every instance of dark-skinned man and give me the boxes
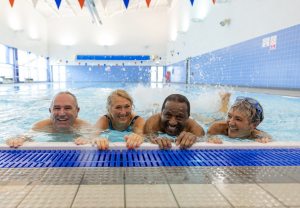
[144,94,205,150]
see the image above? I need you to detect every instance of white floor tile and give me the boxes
[216,184,284,207]
[72,185,124,208]
[171,184,231,208]
[126,184,178,208]
[260,183,300,207]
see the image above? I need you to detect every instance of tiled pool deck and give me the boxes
[1,166,300,208]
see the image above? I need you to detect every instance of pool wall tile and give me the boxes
[167,23,300,89]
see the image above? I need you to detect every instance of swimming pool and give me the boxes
[0,82,299,143]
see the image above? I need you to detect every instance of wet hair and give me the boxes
[50,91,78,109]
[161,94,190,116]
[230,99,264,124]
[106,89,134,113]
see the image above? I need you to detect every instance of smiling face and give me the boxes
[109,96,132,125]
[161,101,189,136]
[49,94,79,131]
[226,108,259,138]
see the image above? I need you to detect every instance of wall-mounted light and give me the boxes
[191,18,203,23]
[220,19,230,26]
[104,45,108,48]
[177,31,186,35]
[145,45,149,48]
[167,40,174,43]
[13,29,25,33]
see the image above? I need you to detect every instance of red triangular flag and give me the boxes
[145,0,151,8]
[212,0,216,4]
[78,0,85,9]
[9,0,15,7]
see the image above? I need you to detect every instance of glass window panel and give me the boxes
[157,66,163,82]
[0,63,14,82]
[0,44,6,64]
[60,66,66,82]
[18,50,28,66]
[31,68,38,81]
[38,57,47,70]
[29,53,37,69]
[38,69,47,81]
[53,66,59,82]
[19,66,29,82]
[151,66,156,82]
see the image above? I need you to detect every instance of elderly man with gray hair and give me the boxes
[6,91,92,147]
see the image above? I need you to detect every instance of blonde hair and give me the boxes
[106,89,134,113]
[230,100,264,124]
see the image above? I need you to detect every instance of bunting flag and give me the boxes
[123,0,129,9]
[9,0,14,7]
[98,64,100,66]
[101,0,108,8]
[116,64,118,66]
[78,0,85,9]
[55,0,62,9]
[79,63,81,65]
[167,0,172,7]
[190,0,194,6]
[145,0,151,8]
[32,0,38,8]
[212,0,216,4]
[135,62,136,64]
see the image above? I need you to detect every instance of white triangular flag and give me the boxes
[100,0,108,8]
[32,0,38,8]
[167,0,172,7]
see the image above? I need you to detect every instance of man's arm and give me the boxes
[143,113,162,138]
[186,119,205,137]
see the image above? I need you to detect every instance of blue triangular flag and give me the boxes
[190,0,194,6]
[123,0,129,9]
[55,0,62,9]
[85,63,87,66]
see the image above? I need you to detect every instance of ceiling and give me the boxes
[26,0,172,19]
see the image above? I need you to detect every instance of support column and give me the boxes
[13,48,19,83]
[186,57,191,84]
[46,57,51,82]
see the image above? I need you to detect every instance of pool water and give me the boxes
[0,82,299,143]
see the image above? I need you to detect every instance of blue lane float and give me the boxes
[0,149,299,168]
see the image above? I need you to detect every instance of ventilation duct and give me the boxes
[85,0,102,26]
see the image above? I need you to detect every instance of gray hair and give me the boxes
[50,91,78,109]
[230,99,264,124]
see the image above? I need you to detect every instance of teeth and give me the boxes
[58,119,67,121]
[169,126,176,130]
[230,127,238,130]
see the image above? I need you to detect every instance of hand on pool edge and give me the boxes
[125,133,143,149]
[73,137,92,145]
[255,138,273,143]
[206,137,223,144]
[150,136,173,150]
[175,131,197,150]
[92,138,109,150]
[6,138,28,148]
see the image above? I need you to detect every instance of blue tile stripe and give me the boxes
[0,149,299,168]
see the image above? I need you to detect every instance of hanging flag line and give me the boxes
[9,0,225,8]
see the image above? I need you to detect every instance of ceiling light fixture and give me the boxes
[191,18,203,23]
[177,31,186,35]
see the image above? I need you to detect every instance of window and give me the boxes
[0,44,6,64]
[151,66,156,82]
[157,66,163,83]
[52,66,66,82]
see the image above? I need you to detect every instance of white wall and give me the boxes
[0,0,48,56]
[166,0,300,65]
[48,11,168,65]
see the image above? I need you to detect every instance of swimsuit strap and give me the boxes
[129,116,140,127]
[104,115,115,130]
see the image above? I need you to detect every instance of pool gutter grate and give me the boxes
[0,149,299,168]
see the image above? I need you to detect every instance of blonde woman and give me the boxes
[74,89,145,150]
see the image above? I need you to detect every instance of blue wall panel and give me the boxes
[65,65,151,82]
[170,23,300,89]
[166,60,186,83]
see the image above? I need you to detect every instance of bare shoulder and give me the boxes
[33,119,53,128]
[207,120,228,135]
[144,113,162,134]
[93,115,110,130]
[74,118,92,128]
[132,116,145,126]
[185,118,205,136]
